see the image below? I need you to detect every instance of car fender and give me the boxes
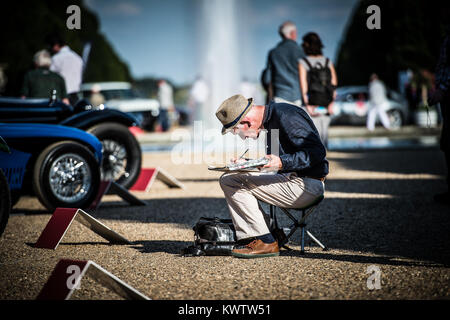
[0,123,103,163]
[0,147,31,191]
[59,109,140,130]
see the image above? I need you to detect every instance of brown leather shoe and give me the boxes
[232,239,279,259]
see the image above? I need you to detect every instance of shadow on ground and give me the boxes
[12,149,450,267]
[327,148,446,175]
[130,240,191,255]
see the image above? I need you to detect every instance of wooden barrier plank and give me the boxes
[37,259,150,300]
[34,208,130,250]
[130,167,184,192]
[34,208,79,249]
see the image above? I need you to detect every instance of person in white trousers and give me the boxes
[367,74,391,131]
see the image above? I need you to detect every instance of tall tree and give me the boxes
[0,0,132,96]
[336,0,448,89]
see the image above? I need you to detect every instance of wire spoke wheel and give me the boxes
[49,153,92,203]
[88,123,142,189]
[33,141,100,211]
[101,139,128,182]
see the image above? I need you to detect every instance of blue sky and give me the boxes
[84,0,358,85]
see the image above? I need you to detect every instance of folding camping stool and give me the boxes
[269,195,327,255]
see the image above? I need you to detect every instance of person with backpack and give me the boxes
[299,32,337,148]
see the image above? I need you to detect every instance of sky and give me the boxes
[84,0,359,85]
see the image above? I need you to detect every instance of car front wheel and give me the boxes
[88,122,142,189]
[33,141,100,211]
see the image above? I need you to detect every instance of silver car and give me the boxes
[80,82,160,131]
[331,86,409,128]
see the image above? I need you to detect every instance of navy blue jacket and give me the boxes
[263,39,304,102]
[263,102,329,178]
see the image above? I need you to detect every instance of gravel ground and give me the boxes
[1,148,449,300]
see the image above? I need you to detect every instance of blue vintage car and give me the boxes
[0,137,11,236]
[0,97,142,189]
[0,123,103,216]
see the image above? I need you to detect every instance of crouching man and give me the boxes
[215,94,329,258]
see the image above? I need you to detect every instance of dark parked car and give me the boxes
[0,123,103,213]
[0,97,142,189]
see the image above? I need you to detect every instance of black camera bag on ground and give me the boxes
[182,214,288,256]
[182,217,236,256]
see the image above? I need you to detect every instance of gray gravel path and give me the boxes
[1,149,449,300]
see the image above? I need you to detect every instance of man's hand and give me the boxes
[262,154,283,170]
[306,105,319,117]
[230,157,247,164]
[428,88,445,106]
[327,102,334,116]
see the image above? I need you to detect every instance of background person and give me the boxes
[240,77,264,105]
[47,34,83,106]
[188,75,209,122]
[157,79,174,132]
[299,32,337,148]
[366,73,391,131]
[88,84,105,108]
[262,21,304,106]
[21,49,69,104]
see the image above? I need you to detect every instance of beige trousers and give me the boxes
[219,171,325,240]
